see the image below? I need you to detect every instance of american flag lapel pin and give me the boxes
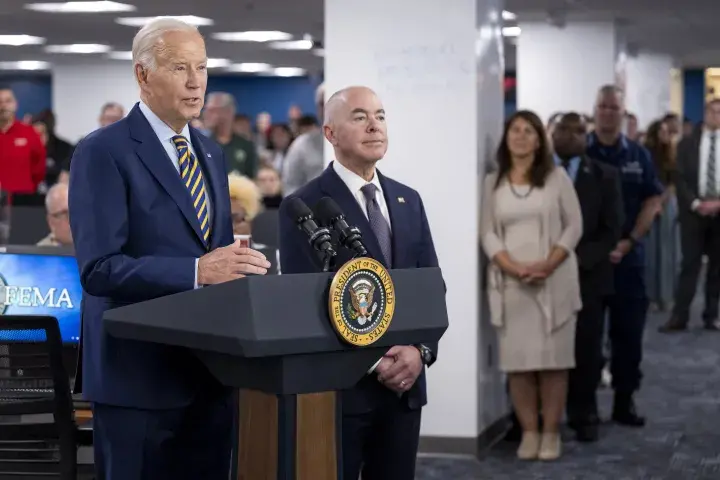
[398,197,405,203]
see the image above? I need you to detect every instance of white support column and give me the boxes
[624,53,674,130]
[517,21,619,122]
[325,0,507,449]
[52,61,137,143]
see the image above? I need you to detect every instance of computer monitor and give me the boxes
[0,246,80,344]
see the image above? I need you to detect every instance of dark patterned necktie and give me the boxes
[360,183,393,266]
[172,135,210,245]
[708,131,717,198]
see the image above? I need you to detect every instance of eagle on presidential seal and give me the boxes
[348,278,378,326]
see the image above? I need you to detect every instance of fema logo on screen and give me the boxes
[0,272,74,314]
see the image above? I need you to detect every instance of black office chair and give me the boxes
[7,206,49,246]
[251,209,279,248]
[0,316,83,479]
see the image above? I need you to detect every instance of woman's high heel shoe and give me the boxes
[538,432,561,460]
[517,431,540,460]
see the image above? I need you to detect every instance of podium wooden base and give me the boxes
[237,390,338,480]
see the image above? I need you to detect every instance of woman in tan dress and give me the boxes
[481,110,583,461]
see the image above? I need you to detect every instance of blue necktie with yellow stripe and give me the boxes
[172,135,210,245]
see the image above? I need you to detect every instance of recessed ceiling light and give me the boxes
[107,51,229,68]
[206,58,230,68]
[502,10,517,21]
[0,60,51,70]
[107,50,132,60]
[0,35,45,46]
[115,15,214,27]
[45,43,111,53]
[267,67,306,77]
[268,40,313,51]
[25,1,136,13]
[226,62,272,73]
[502,26,521,37]
[212,31,292,42]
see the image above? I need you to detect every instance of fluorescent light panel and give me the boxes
[0,60,50,70]
[268,67,306,77]
[115,15,213,27]
[502,26,520,37]
[25,1,136,13]
[45,43,111,53]
[107,50,132,60]
[107,52,229,68]
[268,40,313,50]
[502,10,517,21]
[0,35,45,46]
[212,31,292,42]
[226,62,272,73]
[206,58,230,68]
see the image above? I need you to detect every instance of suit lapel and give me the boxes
[574,156,594,197]
[378,171,407,269]
[190,130,224,250]
[319,164,385,265]
[129,105,206,247]
[689,131,702,187]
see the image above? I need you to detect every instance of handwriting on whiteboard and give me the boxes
[374,42,474,95]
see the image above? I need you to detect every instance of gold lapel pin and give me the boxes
[398,197,405,203]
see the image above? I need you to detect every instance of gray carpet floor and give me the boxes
[416,310,720,479]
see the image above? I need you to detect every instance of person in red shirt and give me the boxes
[0,86,46,195]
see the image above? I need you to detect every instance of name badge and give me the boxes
[621,161,643,175]
[14,137,27,147]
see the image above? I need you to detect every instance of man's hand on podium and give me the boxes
[376,346,423,394]
[197,241,271,285]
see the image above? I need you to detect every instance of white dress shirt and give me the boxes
[332,160,392,229]
[333,160,392,374]
[138,101,212,288]
[698,128,720,199]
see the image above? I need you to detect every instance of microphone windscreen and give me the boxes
[314,197,344,225]
[285,197,312,221]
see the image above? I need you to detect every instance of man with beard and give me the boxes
[554,112,623,441]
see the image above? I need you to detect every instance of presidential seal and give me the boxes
[328,257,395,346]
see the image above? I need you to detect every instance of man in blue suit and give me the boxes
[279,86,441,480]
[68,18,270,479]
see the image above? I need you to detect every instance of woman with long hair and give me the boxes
[644,119,680,311]
[481,110,583,460]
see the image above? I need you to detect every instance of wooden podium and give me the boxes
[104,268,448,479]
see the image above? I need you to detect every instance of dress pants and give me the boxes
[340,382,422,480]
[673,213,720,323]
[567,294,606,418]
[607,267,649,393]
[92,390,234,480]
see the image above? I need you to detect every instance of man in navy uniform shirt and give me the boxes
[587,85,663,426]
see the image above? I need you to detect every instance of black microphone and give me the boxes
[315,197,368,258]
[285,197,336,258]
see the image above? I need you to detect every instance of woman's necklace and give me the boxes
[509,182,533,199]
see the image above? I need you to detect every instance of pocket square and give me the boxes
[397,197,405,203]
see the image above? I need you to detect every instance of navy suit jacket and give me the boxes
[278,163,441,413]
[69,104,234,409]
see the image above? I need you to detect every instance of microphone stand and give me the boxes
[321,250,336,272]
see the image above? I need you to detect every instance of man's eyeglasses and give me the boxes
[49,209,69,219]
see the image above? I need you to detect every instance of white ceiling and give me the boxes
[0,0,719,76]
[506,0,720,68]
[0,0,325,74]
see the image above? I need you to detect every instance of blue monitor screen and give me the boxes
[0,252,81,343]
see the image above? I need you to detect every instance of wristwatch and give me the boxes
[414,344,436,367]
